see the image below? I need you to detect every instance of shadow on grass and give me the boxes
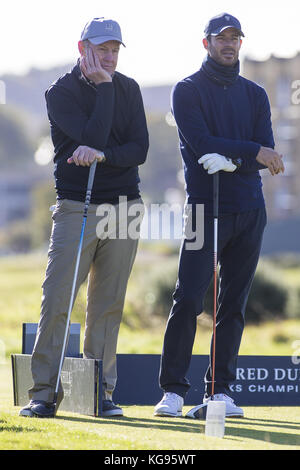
[228,416,300,432]
[54,412,300,447]
[220,415,300,446]
[56,414,204,434]
[225,424,300,447]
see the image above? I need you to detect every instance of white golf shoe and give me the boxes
[154,392,184,417]
[203,394,244,417]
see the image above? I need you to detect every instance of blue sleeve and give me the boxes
[171,81,261,166]
[45,82,114,150]
[238,87,275,173]
[233,87,275,173]
[252,88,275,149]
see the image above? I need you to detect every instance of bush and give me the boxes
[203,262,292,324]
[203,263,289,324]
[285,285,300,319]
[126,256,295,326]
[245,270,289,323]
[124,257,178,328]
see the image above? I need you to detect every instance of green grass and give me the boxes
[1,252,300,450]
[1,363,300,450]
[1,251,300,358]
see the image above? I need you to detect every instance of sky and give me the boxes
[1,0,300,86]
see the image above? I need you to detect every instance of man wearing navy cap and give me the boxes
[155,13,284,418]
[20,18,149,418]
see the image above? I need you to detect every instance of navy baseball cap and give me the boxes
[80,17,125,46]
[204,13,245,37]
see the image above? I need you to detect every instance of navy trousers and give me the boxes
[159,207,267,399]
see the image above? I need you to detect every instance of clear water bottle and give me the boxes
[205,400,226,438]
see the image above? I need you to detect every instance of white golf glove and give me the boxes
[198,153,237,174]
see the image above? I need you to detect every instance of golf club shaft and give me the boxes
[212,171,219,397]
[53,160,97,404]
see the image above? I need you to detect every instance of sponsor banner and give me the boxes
[114,354,300,406]
[17,325,300,407]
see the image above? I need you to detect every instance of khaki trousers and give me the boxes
[29,197,143,404]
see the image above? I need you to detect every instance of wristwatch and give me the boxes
[96,151,106,163]
[232,158,242,169]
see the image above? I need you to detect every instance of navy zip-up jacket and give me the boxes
[45,62,149,204]
[171,68,275,213]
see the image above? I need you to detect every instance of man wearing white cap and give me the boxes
[20,18,149,418]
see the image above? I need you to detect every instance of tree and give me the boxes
[0,106,35,169]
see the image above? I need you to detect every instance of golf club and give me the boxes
[185,171,220,420]
[211,170,219,398]
[52,159,97,408]
[205,171,226,438]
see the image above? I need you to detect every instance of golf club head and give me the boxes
[185,403,208,420]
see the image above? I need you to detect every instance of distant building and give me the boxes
[0,166,52,229]
[0,173,32,226]
[243,52,300,220]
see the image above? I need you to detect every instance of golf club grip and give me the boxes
[213,172,219,219]
[83,160,97,217]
